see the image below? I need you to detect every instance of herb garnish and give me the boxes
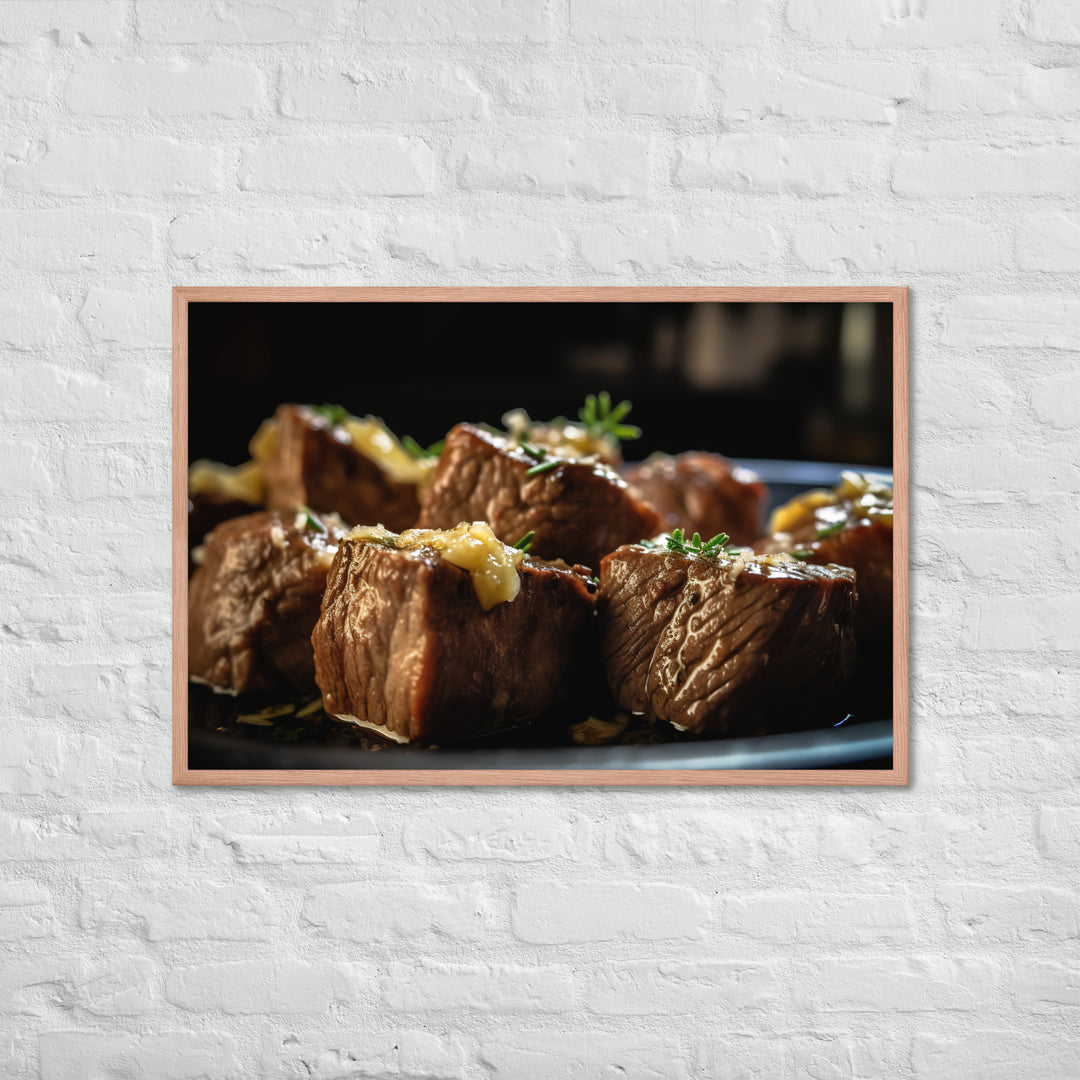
[309,403,350,426]
[579,391,641,443]
[514,530,535,552]
[520,443,547,462]
[297,506,326,533]
[526,459,562,477]
[665,529,731,558]
[816,521,845,539]
[402,435,444,461]
[787,550,814,561]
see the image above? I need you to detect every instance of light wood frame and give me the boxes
[173,286,908,786]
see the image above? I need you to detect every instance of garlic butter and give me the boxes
[501,408,612,462]
[768,471,893,535]
[188,459,264,504]
[340,417,437,487]
[349,521,525,611]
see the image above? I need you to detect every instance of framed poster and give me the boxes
[173,287,908,786]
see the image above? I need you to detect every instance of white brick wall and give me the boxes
[1,1,1077,1077]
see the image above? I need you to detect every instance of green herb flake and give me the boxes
[309,403,350,426]
[816,521,845,539]
[402,435,444,461]
[787,550,814,561]
[514,530,535,552]
[525,459,562,477]
[298,506,326,533]
[578,391,642,443]
[665,529,732,559]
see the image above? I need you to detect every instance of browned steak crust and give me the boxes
[599,546,856,737]
[417,423,661,571]
[759,480,893,643]
[189,509,344,693]
[810,521,892,642]
[261,404,420,530]
[311,537,598,744]
[623,452,768,546]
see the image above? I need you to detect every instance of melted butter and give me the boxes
[248,417,279,462]
[836,470,893,501]
[768,471,893,535]
[501,408,611,462]
[349,521,524,611]
[188,459,264,504]
[768,489,833,534]
[341,416,437,487]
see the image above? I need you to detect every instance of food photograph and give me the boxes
[175,290,906,782]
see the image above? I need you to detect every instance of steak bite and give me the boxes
[189,509,345,694]
[311,521,598,744]
[256,404,432,530]
[623,452,767,546]
[599,542,856,737]
[416,423,662,571]
[761,471,893,641]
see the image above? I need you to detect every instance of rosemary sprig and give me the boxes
[578,391,641,443]
[665,529,732,558]
[520,443,547,462]
[816,521,845,539]
[514,530,535,552]
[309,403,350,426]
[525,459,562,477]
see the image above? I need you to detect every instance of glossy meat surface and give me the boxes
[312,537,597,743]
[188,509,344,693]
[599,546,856,736]
[623,451,767,546]
[417,423,661,572]
[761,475,893,642]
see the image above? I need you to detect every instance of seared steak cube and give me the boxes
[258,404,426,530]
[189,509,345,694]
[762,472,893,641]
[311,522,598,744]
[417,423,661,571]
[599,544,856,737]
[623,452,767,546]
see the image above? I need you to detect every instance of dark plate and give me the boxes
[187,459,893,773]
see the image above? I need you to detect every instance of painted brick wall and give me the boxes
[1,2,1078,1077]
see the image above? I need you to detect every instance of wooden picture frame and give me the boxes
[173,286,908,786]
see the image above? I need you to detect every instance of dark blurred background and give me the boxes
[189,301,894,467]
